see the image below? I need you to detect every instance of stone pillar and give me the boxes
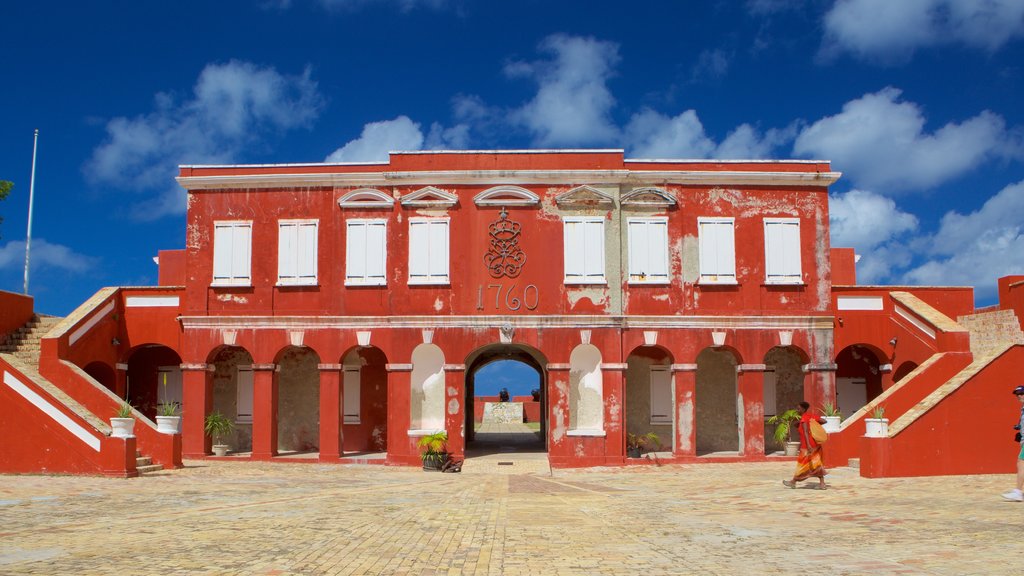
[114,363,129,399]
[251,363,278,460]
[736,364,767,457]
[602,362,627,462]
[385,363,413,465]
[318,364,343,462]
[444,364,465,458]
[180,363,213,458]
[803,362,838,413]
[671,364,697,457]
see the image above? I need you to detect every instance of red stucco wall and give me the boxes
[0,290,34,338]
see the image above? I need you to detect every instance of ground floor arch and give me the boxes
[276,346,321,453]
[341,346,388,453]
[83,361,115,394]
[625,345,674,454]
[892,360,918,383]
[835,344,884,419]
[763,346,808,454]
[125,344,183,420]
[695,347,739,455]
[464,344,547,454]
[208,345,254,453]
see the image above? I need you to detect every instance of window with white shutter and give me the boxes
[764,218,802,284]
[277,220,318,286]
[346,219,387,286]
[343,366,361,424]
[563,217,606,284]
[236,366,254,424]
[212,221,252,286]
[408,218,450,285]
[649,365,672,425]
[627,218,669,284]
[698,217,736,284]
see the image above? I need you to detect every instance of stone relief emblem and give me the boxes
[484,207,526,278]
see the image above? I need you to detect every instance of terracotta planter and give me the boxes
[864,418,889,438]
[156,416,181,435]
[110,417,135,439]
[822,416,841,433]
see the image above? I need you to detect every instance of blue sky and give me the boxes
[1,0,1023,316]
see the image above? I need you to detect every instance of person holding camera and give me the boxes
[1002,385,1024,502]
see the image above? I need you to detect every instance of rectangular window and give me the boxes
[764,218,802,284]
[408,218,450,285]
[236,366,254,424]
[212,221,252,286]
[698,217,736,284]
[649,365,672,425]
[156,366,182,410]
[563,217,606,284]
[277,220,318,286]
[343,366,361,424]
[346,219,387,286]
[627,218,669,284]
[763,371,777,417]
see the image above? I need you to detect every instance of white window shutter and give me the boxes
[347,222,367,280]
[366,221,386,282]
[629,219,667,282]
[700,219,736,281]
[408,221,429,280]
[649,220,668,280]
[765,219,801,283]
[650,366,672,425]
[236,367,254,423]
[231,225,251,281]
[628,220,646,279]
[583,220,605,280]
[344,367,361,424]
[564,220,584,280]
[428,220,449,280]
[278,223,297,280]
[213,225,232,280]
[297,223,317,280]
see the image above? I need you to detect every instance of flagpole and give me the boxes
[24,129,39,295]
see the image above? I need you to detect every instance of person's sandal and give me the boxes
[782,480,795,488]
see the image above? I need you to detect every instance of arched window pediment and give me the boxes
[473,185,539,207]
[400,186,459,207]
[621,187,676,208]
[555,185,614,208]
[338,188,395,209]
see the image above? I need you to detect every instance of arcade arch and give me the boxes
[762,346,809,454]
[696,347,739,455]
[124,344,183,420]
[341,346,388,452]
[625,345,674,453]
[464,344,547,451]
[208,346,254,453]
[835,344,884,419]
[275,346,321,453]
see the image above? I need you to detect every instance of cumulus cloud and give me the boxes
[86,60,323,220]
[506,34,621,147]
[625,108,794,159]
[0,239,96,273]
[324,116,469,163]
[793,87,1017,192]
[821,0,1024,63]
[828,189,919,283]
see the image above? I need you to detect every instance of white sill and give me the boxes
[628,279,670,285]
[407,428,445,437]
[211,281,251,288]
[345,279,387,287]
[276,281,319,287]
[236,418,253,425]
[764,281,806,287]
[343,418,361,425]
[698,278,739,286]
[566,429,606,437]
[408,279,450,286]
[564,279,607,286]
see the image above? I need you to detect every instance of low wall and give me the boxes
[473,395,540,423]
[0,290,34,340]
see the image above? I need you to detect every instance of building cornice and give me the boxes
[177,169,842,191]
[178,314,835,331]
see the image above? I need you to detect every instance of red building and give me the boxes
[2,149,1022,477]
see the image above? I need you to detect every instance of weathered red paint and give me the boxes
[0,290,34,338]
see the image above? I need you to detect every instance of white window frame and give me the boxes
[649,365,672,425]
[407,218,450,285]
[343,366,361,424]
[627,217,670,285]
[764,218,803,285]
[698,217,737,285]
[236,366,254,424]
[212,221,252,287]
[345,219,388,287]
[563,217,606,285]
[277,219,319,286]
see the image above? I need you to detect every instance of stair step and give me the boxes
[137,464,164,474]
[136,457,153,467]
[848,458,860,469]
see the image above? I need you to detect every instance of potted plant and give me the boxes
[768,409,801,456]
[626,432,661,458]
[110,401,136,439]
[204,411,235,456]
[864,404,889,438]
[417,431,449,471]
[156,401,181,435]
[820,402,841,433]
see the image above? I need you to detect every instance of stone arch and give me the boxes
[569,344,603,433]
[410,343,445,432]
[625,345,674,454]
[275,345,321,453]
[124,344,183,420]
[762,346,809,454]
[696,346,739,455]
[341,345,389,452]
[83,361,116,394]
[892,360,918,383]
[207,345,254,453]
[835,344,883,419]
[464,343,548,448]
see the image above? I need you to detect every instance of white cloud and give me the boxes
[0,239,96,273]
[86,60,322,219]
[691,49,731,80]
[822,0,1024,62]
[506,34,621,147]
[625,108,792,159]
[829,189,919,283]
[325,116,425,163]
[793,87,1016,192]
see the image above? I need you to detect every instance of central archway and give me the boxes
[464,344,547,455]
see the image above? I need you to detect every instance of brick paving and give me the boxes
[0,459,1021,575]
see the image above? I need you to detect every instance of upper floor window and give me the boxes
[698,217,736,284]
[408,218,450,285]
[346,219,387,286]
[764,218,802,284]
[627,217,669,284]
[563,217,606,284]
[277,220,318,286]
[212,221,252,286]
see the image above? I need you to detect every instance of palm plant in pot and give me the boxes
[819,402,841,433]
[626,432,661,458]
[204,411,235,456]
[768,409,801,456]
[110,401,136,439]
[417,431,449,471]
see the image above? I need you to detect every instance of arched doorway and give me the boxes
[763,346,809,454]
[625,345,674,454]
[208,346,254,453]
[83,361,116,393]
[696,347,739,455]
[464,344,547,454]
[124,345,183,420]
[835,344,884,419]
[276,346,321,454]
[341,346,388,453]
[892,360,918,383]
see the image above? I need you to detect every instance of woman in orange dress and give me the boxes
[783,401,827,490]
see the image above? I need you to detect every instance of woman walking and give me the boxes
[783,401,828,490]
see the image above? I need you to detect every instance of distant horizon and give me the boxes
[473,360,539,398]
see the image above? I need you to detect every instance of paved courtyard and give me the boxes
[0,456,1021,575]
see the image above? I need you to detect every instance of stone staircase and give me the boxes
[0,314,63,366]
[136,451,163,475]
[957,308,1024,355]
